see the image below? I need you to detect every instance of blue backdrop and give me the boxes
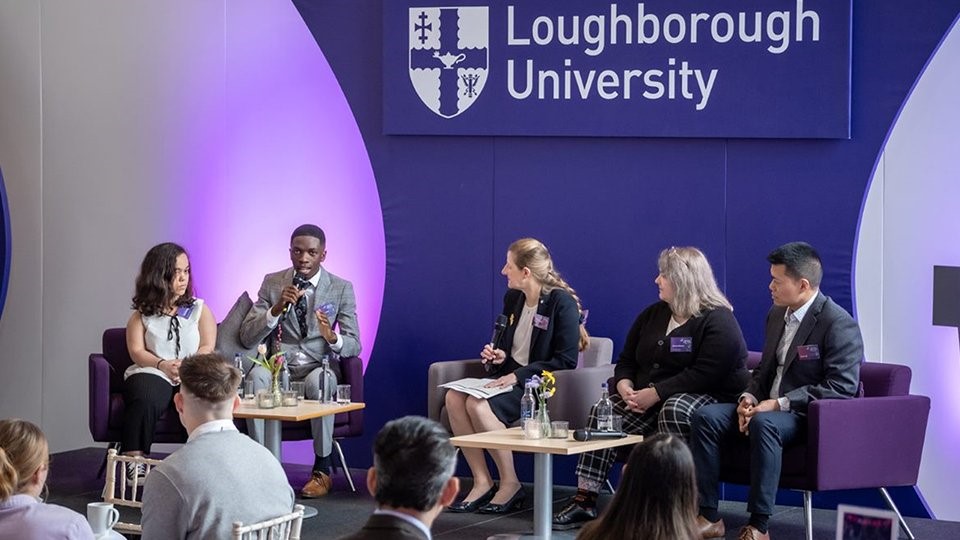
[292,0,960,516]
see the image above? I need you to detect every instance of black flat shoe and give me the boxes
[552,500,598,530]
[447,485,497,513]
[477,487,526,514]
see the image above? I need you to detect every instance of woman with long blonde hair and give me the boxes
[554,247,749,529]
[445,238,588,514]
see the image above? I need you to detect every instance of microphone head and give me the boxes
[494,314,508,330]
[293,273,309,290]
[573,429,590,442]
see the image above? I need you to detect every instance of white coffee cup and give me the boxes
[87,502,119,536]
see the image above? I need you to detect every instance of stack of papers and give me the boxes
[439,378,513,400]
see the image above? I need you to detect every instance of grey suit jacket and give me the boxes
[141,430,295,540]
[239,267,361,374]
[746,292,863,415]
[337,513,429,540]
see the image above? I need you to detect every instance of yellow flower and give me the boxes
[537,370,556,401]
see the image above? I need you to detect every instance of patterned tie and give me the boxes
[295,294,308,337]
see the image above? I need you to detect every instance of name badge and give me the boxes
[796,344,820,361]
[175,304,195,319]
[315,302,336,318]
[670,337,693,353]
[532,314,549,330]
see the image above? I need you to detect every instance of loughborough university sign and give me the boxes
[384,0,852,138]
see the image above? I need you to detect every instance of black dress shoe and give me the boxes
[447,485,497,513]
[477,487,526,514]
[552,500,598,530]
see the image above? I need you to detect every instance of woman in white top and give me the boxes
[0,419,95,540]
[122,243,215,472]
[445,238,588,514]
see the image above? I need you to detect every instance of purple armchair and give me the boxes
[89,327,365,489]
[275,354,365,491]
[719,357,930,540]
[88,328,188,452]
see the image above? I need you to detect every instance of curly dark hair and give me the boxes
[131,242,194,316]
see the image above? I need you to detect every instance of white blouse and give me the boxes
[124,298,205,385]
[510,303,538,367]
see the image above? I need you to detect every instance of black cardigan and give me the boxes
[613,301,750,402]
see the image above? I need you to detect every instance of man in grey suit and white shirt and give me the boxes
[142,353,294,540]
[241,223,361,498]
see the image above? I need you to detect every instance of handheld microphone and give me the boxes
[283,273,310,314]
[483,314,509,372]
[573,429,627,442]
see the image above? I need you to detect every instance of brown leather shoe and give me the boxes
[697,515,726,539]
[301,471,332,498]
[738,525,771,540]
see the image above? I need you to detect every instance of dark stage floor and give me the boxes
[48,447,959,539]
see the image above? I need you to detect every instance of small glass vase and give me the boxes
[271,374,283,407]
[536,404,552,438]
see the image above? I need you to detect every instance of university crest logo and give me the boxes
[409,7,489,119]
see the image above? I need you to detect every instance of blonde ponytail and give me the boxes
[544,269,590,351]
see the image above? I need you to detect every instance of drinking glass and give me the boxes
[290,381,306,402]
[336,384,351,404]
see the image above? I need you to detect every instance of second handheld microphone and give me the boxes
[573,429,628,441]
[483,314,509,372]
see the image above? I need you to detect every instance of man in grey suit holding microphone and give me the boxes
[241,224,361,498]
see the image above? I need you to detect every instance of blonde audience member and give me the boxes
[0,419,95,540]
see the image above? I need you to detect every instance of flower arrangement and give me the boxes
[529,370,556,410]
[249,344,286,404]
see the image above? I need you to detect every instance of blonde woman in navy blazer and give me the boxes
[445,238,587,514]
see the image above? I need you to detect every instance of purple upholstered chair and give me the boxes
[276,354,365,491]
[88,328,189,461]
[89,328,365,490]
[719,356,930,540]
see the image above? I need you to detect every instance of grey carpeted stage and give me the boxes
[50,448,959,539]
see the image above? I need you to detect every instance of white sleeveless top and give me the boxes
[123,298,205,385]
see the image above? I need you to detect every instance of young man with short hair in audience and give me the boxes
[338,416,460,540]
[690,242,863,540]
[142,353,294,540]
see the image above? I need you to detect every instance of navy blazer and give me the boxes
[747,292,863,414]
[490,288,580,384]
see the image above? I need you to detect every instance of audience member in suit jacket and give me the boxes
[338,416,459,540]
[445,238,589,515]
[690,242,864,540]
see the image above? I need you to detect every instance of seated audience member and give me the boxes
[446,238,587,514]
[338,416,459,540]
[576,434,699,540]
[241,224,361,498]
[141,353,294,540]
[691,242,864,540]
[0,419,95,540]
[123,242,216,481]
[554,247,750,529]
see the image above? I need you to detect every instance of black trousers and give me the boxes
[121,373,176,454]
